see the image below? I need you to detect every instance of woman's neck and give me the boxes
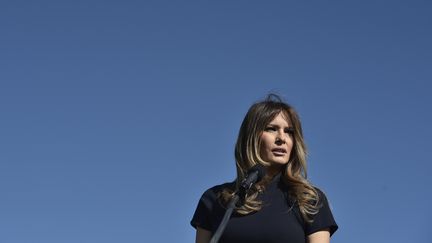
[265,165,283,178]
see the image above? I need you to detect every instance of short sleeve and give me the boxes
[304,189,338,236]
[190,188,218,231]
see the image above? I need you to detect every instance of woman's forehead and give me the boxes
[269,111,292,125]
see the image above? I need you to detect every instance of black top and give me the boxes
[191,174,338,243]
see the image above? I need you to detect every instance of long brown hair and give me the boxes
[220,93,320,222]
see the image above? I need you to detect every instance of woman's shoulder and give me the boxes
[191,181,236,230]
[311,186,331,204]
[198,181,235,207]
[305,186,339,236]
[201,181,236,198]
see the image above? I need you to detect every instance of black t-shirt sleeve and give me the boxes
[304,189,338,236]
[190,188,218,231]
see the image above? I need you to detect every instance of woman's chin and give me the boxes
[269,157,289,165]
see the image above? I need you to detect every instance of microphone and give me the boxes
[210,164,266,243]
[239,164,266,193]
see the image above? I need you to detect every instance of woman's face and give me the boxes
[259,112,294,169]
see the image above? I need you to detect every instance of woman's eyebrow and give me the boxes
[267,124,293,128]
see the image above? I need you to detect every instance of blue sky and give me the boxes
[1,1,431,242]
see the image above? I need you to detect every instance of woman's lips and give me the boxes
[271,148,287,155]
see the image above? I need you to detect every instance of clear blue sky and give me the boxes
[1,1,431,242]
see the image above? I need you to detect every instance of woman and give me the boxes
[191,94,338,243]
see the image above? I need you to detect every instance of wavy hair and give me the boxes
[220,93,320,222]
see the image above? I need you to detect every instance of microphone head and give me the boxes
[238,164,267,198]
[247,164,266,183]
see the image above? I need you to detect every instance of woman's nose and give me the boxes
[275,133,286,143]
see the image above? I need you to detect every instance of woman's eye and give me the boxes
[285,128,294,134]
[265,127,276,131]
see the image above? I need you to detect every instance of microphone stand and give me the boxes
[210,166,262,243]
[209,194,240,243]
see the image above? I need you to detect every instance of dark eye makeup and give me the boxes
[265,126,294,134]
[285,127,294,134]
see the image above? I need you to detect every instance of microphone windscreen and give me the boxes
[248,164,266,183]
